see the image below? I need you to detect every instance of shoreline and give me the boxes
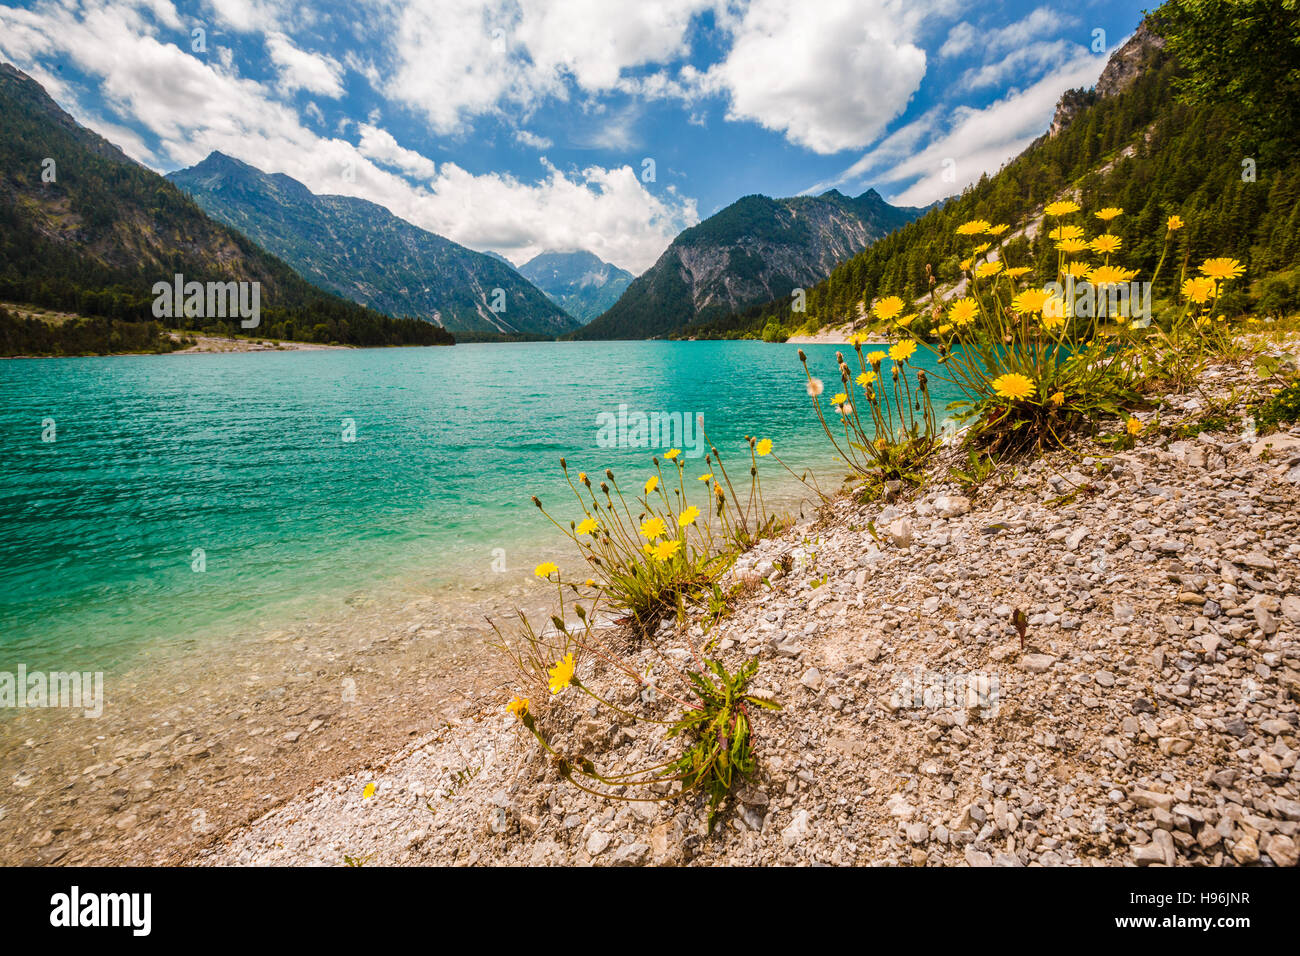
[191,350,1300,867]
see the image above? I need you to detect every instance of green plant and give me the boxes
[1252,378,1300,435]
[950,447,999,493]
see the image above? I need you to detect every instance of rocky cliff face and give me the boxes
[1050,20,1166,137]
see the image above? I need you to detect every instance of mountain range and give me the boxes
[573,188,926,339]
[0,63,449,351]
[516,250,634,324]
[168,153,578,337]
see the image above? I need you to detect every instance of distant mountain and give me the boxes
[572,189,925,339]
[0,63,448,351]
[482,250,517,270]
[517,249,634,324]
[168,153,578,337]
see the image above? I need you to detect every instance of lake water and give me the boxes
[0,340,961,672]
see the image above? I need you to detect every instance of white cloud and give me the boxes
[698,0,938,154]
[513,129,553,150]
[832,49,1108,207]
[0,0,693,273]
[265,31,344,97]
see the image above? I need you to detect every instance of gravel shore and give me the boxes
[196,354,1300,867]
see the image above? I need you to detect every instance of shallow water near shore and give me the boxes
[0,339,962,862]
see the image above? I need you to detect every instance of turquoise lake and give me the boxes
[0,341,963,672]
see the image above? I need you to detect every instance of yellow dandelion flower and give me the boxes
[1041,311,1066,332]
[889,339,918,362]
[506,697,529,719]
[678,506,699,527]
[936,323,953,335]
[362,782,376,800]
[975,260,1003,278]
[1182,276,1216,304]
[644,475,659,494]
[1011,289,1050,314]
[960,257,973,271]
[1045,200,1080,216]
[1199,257,1244,281]
[1086,264,1137,285]
[1094,207,1123,221]
[866,350,888,365]
[1090,234,1122,254]
[832,392,848,405]
[1049,391,1065,406]
[956,219,991,235]
[664,448,681,460]
[1065,260,1091,278]
[1048,224,1083,242]
[640,516,666,539]
[1126,418,1144,437]
[856,371,876,385]
[988,224,1010,236]
[896,314,917,327]
[576,517,599,535]
[1004,266,1031,278]
[873,295,906,320]
[1056,238,1089,254]
[577,471,587,483]
[652,539,682,561]
[534,561,558,578]
[548,653,576,694]
[698,472,713,481]
[948,298,978,326]
[1166,215,1184,231]
[990,373,1036,400]
[755,438,772,456]
[972,242,991,254]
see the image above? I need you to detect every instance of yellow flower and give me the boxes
[1199,257,1244,281]
[1049,391,1065,406]
[848,332,869,345]
[1090,234,1122,254]
[936,323,953,335]
[1094,207,1123,221]
[576,517,599,535]
[678,506,699,527]
[873,295,906,320]
[584,578,595,587]
[1048,224,1083,242]
[548,653,576,694]
[990,373,1036,400]
[960,257,973,271]
[1087,264,1137,285]
[1011,289,1050,314]
[866,350,887,365]
[1041,310,1066,332]
[362,782,376,800]
[1045,200,1080,216]
[856,371,876,385]
[806,377,824,397]
[1004,266,1031,278]
[756,438,772,456]
[975,260,1003,278]
[664,448,681,460]
[534,561,558,578]
[832,392,848,405]
[1126,418,1144,437]
[988,224,1010,236]
[956,219,991,235]
[1166,215,1184,231]
[651,539,682,561]
[644,475,659,495]
[896,314,917,327]
[1056,238,1089,254]
[506,697,529,719]
[698,472,713,481]
[1182,276,1216,304]
[640,516,667,540]
[889,339,917,362]
[972,242,991,254]
[577,472,587,483]
[948,298,978,326]
[1065,260,1091,278]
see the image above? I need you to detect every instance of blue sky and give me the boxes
[0,0,1148,273]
